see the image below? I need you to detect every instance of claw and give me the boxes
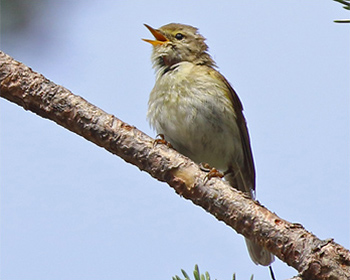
[199,162,211,172]
[153,134,173,148]
[206,167,224,180]
[200,163,224,183]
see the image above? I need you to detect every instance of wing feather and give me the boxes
[213,70,256,196]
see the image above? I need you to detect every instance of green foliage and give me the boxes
[172,265,253,280]
[333,0,350,10]
[333,0,350,23]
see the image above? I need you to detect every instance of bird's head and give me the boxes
[143,23,215,71]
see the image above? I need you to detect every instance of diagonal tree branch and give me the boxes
[1,51,349,280]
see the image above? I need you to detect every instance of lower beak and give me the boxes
[142,24,169,46]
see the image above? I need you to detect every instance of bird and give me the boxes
[143,23,274,266]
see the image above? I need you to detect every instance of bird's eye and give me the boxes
[175,33,184,40]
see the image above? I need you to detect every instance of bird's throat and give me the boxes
[161,56,178,67]
[155,56,180,75]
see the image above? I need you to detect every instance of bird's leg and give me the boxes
[153,134,173,148]
[200,163,225,182]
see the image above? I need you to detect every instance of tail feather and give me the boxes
[245,238,275,266]
[225,171,274,266]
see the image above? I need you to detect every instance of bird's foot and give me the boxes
[153,134,173,148]
[200,163,224,182]
[206,168,224,180]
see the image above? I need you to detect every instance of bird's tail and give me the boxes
[225,171,275,266]
[245,238,275,266]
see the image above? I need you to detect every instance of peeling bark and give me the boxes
[1,51,349,280]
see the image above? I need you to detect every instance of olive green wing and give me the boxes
[213,70,256,196]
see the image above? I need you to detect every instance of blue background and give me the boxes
[1,1,349,279]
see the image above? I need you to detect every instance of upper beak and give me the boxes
[142,24,169,46]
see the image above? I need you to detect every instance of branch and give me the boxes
[1,51,349,280]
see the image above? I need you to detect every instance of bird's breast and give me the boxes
[147,63,244,169]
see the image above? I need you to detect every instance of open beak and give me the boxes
[142,24,169,46]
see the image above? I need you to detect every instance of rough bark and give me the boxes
[1,51,349,280]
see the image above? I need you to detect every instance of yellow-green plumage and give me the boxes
[144,23,274,266]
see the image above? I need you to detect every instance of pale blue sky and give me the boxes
[1,1,349,279]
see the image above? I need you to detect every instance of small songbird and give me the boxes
[143,23,274,266]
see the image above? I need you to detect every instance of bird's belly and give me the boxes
[148,87,244,170]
